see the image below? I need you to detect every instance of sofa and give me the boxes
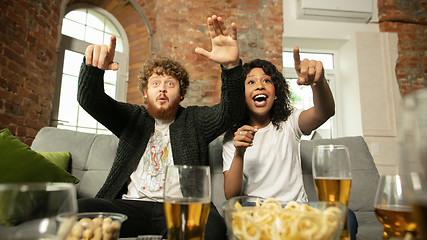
[31,127,383,239]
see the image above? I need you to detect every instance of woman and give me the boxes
[223,46,335,201]
[222,47,358,239]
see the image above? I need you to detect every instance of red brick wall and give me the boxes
[144,0,283,106]
[0,0,61,145]
[378,0,427,96]
[0,0,283,144]
[2,0,424,144]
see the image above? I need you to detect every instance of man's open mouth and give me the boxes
[157,95,168,103]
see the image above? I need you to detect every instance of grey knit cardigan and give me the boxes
[77,61,245,199]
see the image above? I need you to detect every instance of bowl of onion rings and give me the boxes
[222,196,346,240]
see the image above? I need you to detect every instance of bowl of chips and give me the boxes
[62,212,127,240]
[222,196,346,240]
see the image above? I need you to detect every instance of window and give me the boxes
[283,50,336,139]
[61,8,124,53]
[52,5,128,134]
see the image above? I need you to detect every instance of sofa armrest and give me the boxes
[31,127,119,198]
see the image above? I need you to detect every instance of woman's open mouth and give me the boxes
[253,94,268,107]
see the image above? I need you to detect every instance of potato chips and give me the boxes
[228,198,343,240]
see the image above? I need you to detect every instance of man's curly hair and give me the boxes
[239,59,293,129]
[138,57,190,99]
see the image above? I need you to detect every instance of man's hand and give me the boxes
[294,46,325,86]
[195,15,239,69]
[85,35,119,71]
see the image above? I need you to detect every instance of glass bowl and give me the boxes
[63,212,127,240]
[222,196,346,240]
[0,182,77,240]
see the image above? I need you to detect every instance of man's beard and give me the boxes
[146,95,180,120]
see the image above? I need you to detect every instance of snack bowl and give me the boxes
[60,212,127,240]
[222,196,346,240]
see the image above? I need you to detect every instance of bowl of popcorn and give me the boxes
[222,196,346,240]
[65,212,127,240]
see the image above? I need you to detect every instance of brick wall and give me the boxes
[378,0,427,96]
[142,0,283,107]
[0,0,61,145]
[1,0,424,143]
[0,0,283,144]
[65,0,283,107]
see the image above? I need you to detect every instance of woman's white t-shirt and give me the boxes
[222,110,308,202]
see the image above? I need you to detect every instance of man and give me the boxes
[77,15,244,239]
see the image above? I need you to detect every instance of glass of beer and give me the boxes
[313,144,352,240]
[374,174,419,239]
[398,88,427,239]
[163,165,211,240]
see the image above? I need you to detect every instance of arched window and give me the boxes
[52,4,129,134]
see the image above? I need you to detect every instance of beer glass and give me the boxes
[0,182,78,240]
[163,165,211,240]
[374,174,419,239]
[313,144,352,240]
[398,88,427,239]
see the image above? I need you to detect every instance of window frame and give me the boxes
[51,4,129,132]
[283,48,339,139]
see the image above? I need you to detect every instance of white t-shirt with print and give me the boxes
[222,110,308,202]
[123,118,174,202]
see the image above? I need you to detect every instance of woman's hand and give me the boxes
[294,46,325,86]
[233,125,258,156]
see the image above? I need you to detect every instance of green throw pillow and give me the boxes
[0,129,79,227]
[37,151,71,171]
[0,129,79,184]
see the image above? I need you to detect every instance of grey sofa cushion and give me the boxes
[300,136,380,212]
[354,211,384,240]
[31,127,119,198]
[208,136,227,212]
